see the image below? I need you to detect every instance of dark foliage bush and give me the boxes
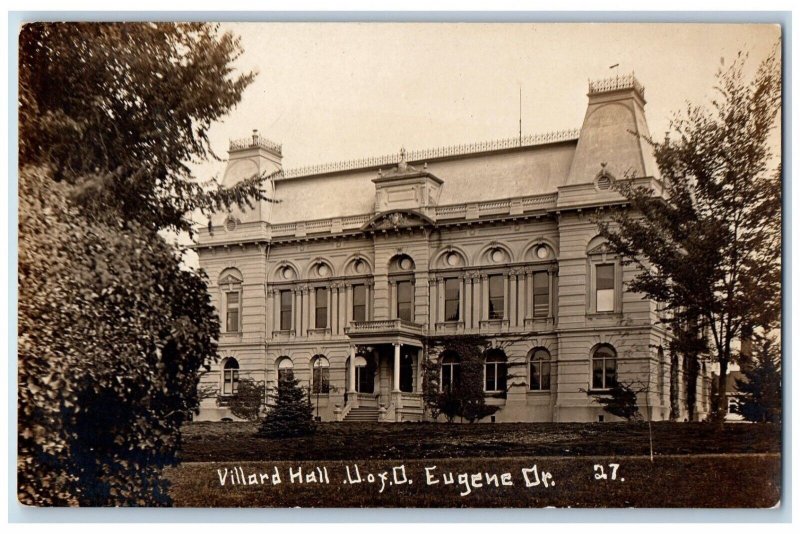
[227,378,266,422]
[586,382,642,422]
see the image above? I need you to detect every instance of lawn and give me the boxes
[169,421,782,507]
[178,421,781,462]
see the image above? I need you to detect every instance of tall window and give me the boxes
[277,357,294,384]
[311,355,330,394]
[529,349,551,391]
[533,272,549,318]
[279,290,292,330]
[225,291,241,332]
[596,264,615,312]
[396,280,413,321]
[484,351,508,392]
[352,284,366,322]
[440,352,461,391]
[592,345,617,390]
[488,275,504,319]
[222,358,239,395]
[315,287,328,329]
[444,278,460,322]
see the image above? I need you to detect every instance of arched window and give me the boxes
[440,351,461,392]
[592,344,617,390]
[311,355,330,394]
[277,357,294,384]
[484,350,508,392]
[222,358,239,396]
[529,348,551,391]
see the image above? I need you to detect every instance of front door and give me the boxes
[400,352,414,392]
[357,354,375,393]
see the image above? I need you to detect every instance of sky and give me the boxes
[193,22,781,180]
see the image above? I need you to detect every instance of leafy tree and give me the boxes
[597,48,781,421]
[226,378,266,423]
[18,23,261,505]
[18,167,220,506]
[258,375,316,438]
[735,335,781,423]
[19,22,265,233]
[423,337,499,423]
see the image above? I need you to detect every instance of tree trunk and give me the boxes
[669,350,680,421]
[715,358,729,424]
[686,355,699,421]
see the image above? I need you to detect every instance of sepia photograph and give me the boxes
[15,19,784,511]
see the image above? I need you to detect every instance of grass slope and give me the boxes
[179,421,781,462]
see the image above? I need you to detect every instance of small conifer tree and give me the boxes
[258,374,316,438]
[735,336,781,423]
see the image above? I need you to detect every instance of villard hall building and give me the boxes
[195,74,712,423]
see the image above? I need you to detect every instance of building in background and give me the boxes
[194,74,711,423]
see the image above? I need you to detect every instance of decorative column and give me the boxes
[503,273,510,322]
[389,280,397,320]
[428,279,436,329]
[525,269,534,320]
[509,270,518,327]
[308,287,316,329]
[437,277,445,323]
[272,289,281,332]
[337,284,346,334]
[326,286,333,332]
[549,264,558,319]
[464,275,473,329]
[345,282,354,325]
[459,276,466,327]
[348,345,357,394]
[366,281,373,321]
[481,274,489,321]
[299,286,307,335]
[265,286,273,338]
[292,287,303,336]
[393,343,401,392]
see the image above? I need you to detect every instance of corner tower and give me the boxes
[211,129,281,226]
[565,74,660,187]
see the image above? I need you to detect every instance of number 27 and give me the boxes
[593,463,620,480]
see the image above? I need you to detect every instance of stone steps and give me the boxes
[344,407,380,422]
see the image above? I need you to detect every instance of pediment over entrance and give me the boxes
[361,209,435,232]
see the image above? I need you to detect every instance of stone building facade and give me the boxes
[195,74,711,423]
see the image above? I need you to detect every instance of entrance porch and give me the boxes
[339,343,424,422]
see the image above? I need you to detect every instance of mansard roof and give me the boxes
[208,73,661,233]
[266,132,578,225]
